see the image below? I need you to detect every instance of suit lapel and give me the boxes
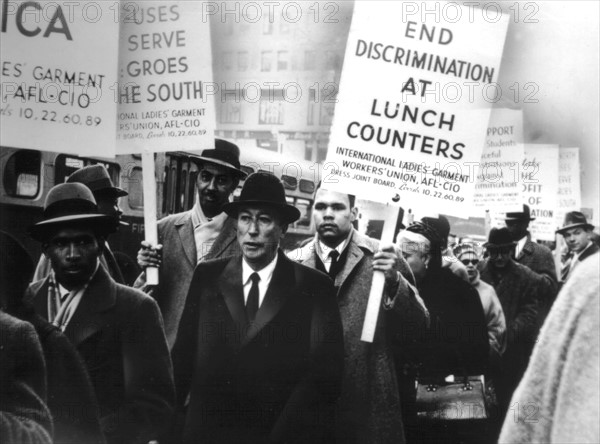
[64,266,117,347]
[218,256,247,329]
[28,278,51,321]
[206,217,238,260]
[336,232,367,290]
[175,211,197,266]
[242,253,294,348]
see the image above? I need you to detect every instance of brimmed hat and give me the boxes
[556,211,594,234]
[197,139,247,179]
[484,227,516,248]
[67,164,127,198]
[222,172,300,224]
[505,204,535,222]
[28,183,113,241]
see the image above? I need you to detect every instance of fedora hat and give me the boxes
[484,227,516,248]
[505,204,535,222]
[556,211,594,234]
[67,164,127,198]
[28,183,113,241]
[222,172,300,225]
[197,139,247,179]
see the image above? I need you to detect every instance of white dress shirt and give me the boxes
[317,234,351,272]
[242,252,278,308]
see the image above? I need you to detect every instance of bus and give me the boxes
[0,146,318,284]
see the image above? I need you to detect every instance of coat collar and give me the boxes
[174,210,238,266]
[516,233,535,260]
[28,266,117,346]
[174,210,196,266]
[291,229,374,289]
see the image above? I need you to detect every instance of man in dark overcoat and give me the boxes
[135,139,246,347]
[480,227,541,415]
[25,183,175,444]
[172,173,344,444]
[288,186,429,444]
[504,205,558,322]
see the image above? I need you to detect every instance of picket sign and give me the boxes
[142,153,159,285]
[360,204,399,343]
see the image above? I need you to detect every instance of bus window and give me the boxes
[178,170,187,213]
[3,150,41,198]
[54,155,119,186]
[299,179,315,195]
[128,167,144,209]
[294,198,312,227]
[281,175,297,190]
[162,166,169,214]
[188,165,199,209]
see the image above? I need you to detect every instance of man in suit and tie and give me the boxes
[287,185,429,444]
[557,211,599,283]
[25,183,175,444]
[33,164,128,284]
[172,172,344,444]
[135,139,246,347]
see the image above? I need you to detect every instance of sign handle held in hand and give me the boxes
[361,204,400,343]
[142,152,159,285]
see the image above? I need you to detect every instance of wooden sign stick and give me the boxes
[142,152,159,285]
[361,203,401,343]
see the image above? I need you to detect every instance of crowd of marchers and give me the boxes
[1,139,598,444]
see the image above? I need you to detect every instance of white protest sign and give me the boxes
[556,147,581,227]
[1,1,119,155]
[324,1,509,217]
[473,108,524,215]
[522,144,559,241]
[116,1,215,153]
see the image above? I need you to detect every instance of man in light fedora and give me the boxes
[33,164,128,284]
[505,204,557,323]
[25,183,175,444]
[557,211,599,282]
[479,227,541,421]
[171,172,344,444]
[135,139,247,347]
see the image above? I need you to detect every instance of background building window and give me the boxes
[277,51,289,71]
[237,51,249,71]
[261,51,272,72]
[304,50,316,70]
[259,89,284,124]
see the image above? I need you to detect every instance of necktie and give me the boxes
[328,250,340,279]
[246,272,260,322]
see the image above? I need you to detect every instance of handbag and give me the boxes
[415,375,488,422]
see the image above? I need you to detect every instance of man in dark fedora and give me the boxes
[505,204,557,322]
[171,172,344,444]
[135,139,247,347]
[33,164,128,284]
[25,183,175,444]
[557,211,599,282]
[480,227,541,419]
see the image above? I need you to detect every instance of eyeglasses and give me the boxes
[461,259,479,266]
